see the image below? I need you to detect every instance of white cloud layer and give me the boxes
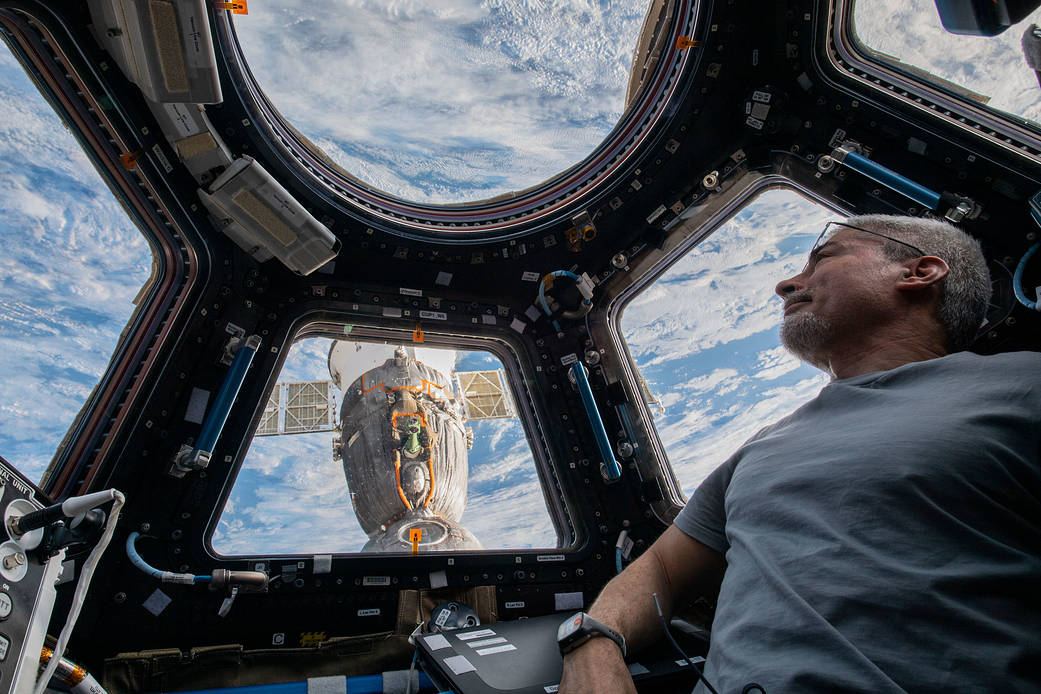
[0,50,152,483]
[233,0,646,202]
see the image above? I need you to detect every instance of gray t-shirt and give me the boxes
[675,350,1041,693]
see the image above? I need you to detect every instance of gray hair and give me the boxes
[845,214,991,351]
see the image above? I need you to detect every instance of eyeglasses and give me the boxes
[812,221,926,259]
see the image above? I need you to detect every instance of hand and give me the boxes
[558,636,636,694]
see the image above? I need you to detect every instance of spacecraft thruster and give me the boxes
[331,346,480,552]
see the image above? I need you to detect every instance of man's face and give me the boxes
[774,228,902,368]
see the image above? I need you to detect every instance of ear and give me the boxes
[895,255,948,292]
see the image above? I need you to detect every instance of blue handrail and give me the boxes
[840,151,942,210]
[570,362,621,481]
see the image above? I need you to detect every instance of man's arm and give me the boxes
[558,525,726,694]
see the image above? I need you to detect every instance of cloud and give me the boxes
[231,0,646,202]
[0,51,153,483]
[853,1,1041,123]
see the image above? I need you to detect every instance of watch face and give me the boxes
[557,612,584,641]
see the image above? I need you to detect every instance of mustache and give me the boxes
[783,292,812,310]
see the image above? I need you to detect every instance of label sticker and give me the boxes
[362,576,391,586]
[545,687,559,693]
[400,287,423,297]
[457,628,496,641]
[151,144,173,173]
[382,307,403,318]
[554,591,584,611]
[444,655,476,675]
[505,601,525,609]
[476,644,517,656]
[435,609,452,627]
[143,589,172,616]
[537,554,566,562]
[184,388,210,424]
[429,570,448,589]
[467,637,507,649]
[313,554,332,574]
[424,633,451,651]
[162,102,202,137]
[752,90,771,103]
[676,656,706,666]
[420,310,447,321]
[559,354,578,366]
[481,314,496,325]
[357,608,380,617]
[646,205,667,223]
[521,271,539,281]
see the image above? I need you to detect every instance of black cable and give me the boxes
[741,685,766,694]
[652,593,720,694]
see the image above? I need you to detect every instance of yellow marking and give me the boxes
[215,1,248,14]
[410,528,422,555]
[676,36,700,50]
[299,631,326,647]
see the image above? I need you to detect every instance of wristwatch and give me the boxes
[556,612,627,657]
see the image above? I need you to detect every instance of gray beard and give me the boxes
[779,312,833,366]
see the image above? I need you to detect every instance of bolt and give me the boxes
[576,568,584,576]
[817,155,835,173]
[3,553,25,569]
[114,592,127,604]
[585,350,601,365]
[611,253,628,268]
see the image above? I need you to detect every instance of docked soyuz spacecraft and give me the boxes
[327,343,482,553]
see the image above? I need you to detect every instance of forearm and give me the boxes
[587,543,678,653]
[558,526,724,694]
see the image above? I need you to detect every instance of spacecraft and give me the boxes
[254,340,522,552]
[0,0,1039,693]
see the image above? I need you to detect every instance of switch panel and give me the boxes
[0,460,65,694]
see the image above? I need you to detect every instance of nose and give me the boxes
[775,271,804,298]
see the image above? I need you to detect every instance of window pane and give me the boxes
[852,0,1041,126]
[212,337,557,555]
[232,1,647,203]
[0,47,154,484]
[620,190,832,495]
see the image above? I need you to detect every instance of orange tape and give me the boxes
[423,451,435,507]
[120,150,141,170]
[410,528,422,555]
[393,450,412,510]
[215,1,248,14]
[676,36,700,50]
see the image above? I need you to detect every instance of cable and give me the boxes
[652,593,719,694]
[404,650,419,694]
[1012,242,1040,310]
[34,490,125,694]
[615,530,629,575]
[126,531,210,584]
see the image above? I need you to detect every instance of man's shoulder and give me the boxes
[937,349,1041,373]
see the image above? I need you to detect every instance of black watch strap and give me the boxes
[557,612,627,657]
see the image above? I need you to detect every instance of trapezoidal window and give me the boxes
[0,43,155,485]
[212,335,558,555]
[230,2,648,203]
[619,189,833,495]
[851,0,1041,127]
